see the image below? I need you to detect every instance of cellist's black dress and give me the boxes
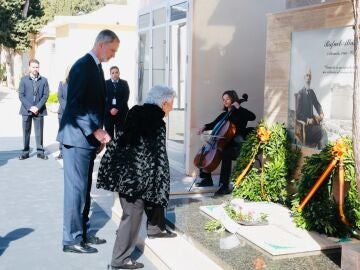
[201,106,256,194]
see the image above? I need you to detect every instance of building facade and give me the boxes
[136,0,287,174]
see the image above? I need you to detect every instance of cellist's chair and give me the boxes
[294,93,306,144]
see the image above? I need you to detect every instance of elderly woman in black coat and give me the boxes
[97,85,176,270]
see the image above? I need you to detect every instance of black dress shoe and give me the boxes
[37,153,48,160]
[109,260,144,269]
[85,235,106,245]
[148,229,177,239]
[63,242,98,253]
[18,154,29,160]
[195,178,213,187]
[55,154,63,160]
[214,186,231,196]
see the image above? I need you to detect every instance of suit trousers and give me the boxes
[62,145,96,245]
[104,115,125,139]
[111,197,144,267]
[57,115,63,153]
[21,115,44,154]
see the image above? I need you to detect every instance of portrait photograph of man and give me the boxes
[288,27,354,149]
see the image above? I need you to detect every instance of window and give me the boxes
[153,7,166,26]
[170,2,187,21]
[139,13,150,29]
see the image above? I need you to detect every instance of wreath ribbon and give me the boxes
[297,139,349,225]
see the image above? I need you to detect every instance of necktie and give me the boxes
[98,63,106,93]
[32,78,38,102]
[98,63,104,78]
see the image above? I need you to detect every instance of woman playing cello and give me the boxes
[195,90,256,195]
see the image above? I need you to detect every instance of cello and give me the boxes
[193,93,249,172]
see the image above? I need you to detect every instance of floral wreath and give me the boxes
[231,121,300,204]
[291,137,360,237]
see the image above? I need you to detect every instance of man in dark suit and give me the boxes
[296,69,328,149]
[57,29,119,254]
[105,66,130,138]
[18,59,49,160]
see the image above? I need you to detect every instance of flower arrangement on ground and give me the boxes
[225,199,268,225]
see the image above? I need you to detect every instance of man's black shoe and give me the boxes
[63,242,98,253]
[109,260,144,269]
[214,186,231,196]
[37,153,48,160]
[55,154,63,160]
[86,235,106,245]
[18,154,29,160]
[195,178,213,187]
[148,229,177,239]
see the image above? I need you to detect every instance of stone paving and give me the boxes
[0,87,157,270]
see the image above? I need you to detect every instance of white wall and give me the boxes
[187,0,286,174]
[34,38,56,91]
[13,52,30,89]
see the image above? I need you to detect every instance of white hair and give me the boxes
[144,85,176,107]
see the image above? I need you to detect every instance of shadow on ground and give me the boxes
[0,150,22,166]
[323,249,341,268]
[0,228,34,256]
[89,201,111,235]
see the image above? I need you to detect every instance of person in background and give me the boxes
[18,59,49,160]
[97,85,177,270]
[56,67,70,160]
[196,90,256,195]
[104,66,130,138]
[57,29,119,254]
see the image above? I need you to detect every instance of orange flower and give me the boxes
[257,126,272,143]
[332,139,347,159]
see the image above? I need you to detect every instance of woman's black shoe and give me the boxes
[109,260,144,269]
[148,229,177,239]
[214,186,231,196]
[195,178,213,187]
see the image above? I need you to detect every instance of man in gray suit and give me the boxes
[57,29,119,254]
[18,59,49,160]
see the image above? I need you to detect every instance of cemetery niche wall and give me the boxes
[263,1,359,237]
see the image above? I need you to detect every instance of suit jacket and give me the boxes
[18,75,49,116]
[57,81,68,115]
[296,87,323,122]
[105,79,129,120]
[57,53,106,149]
